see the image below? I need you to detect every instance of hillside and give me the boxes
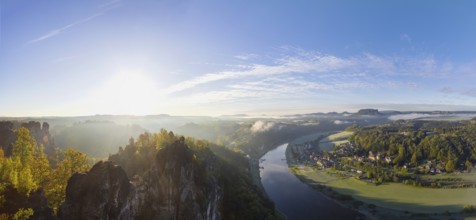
[62,131,280,219]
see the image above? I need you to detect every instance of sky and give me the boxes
[1,0,476,116]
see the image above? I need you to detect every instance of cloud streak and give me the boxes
[28,13,102,44]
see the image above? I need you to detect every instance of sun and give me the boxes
[93,72,159,115]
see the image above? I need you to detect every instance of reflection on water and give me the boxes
[260,143,361,220]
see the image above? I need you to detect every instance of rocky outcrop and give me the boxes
[0,121,53,156]
[135,139,222,219]
[21,121,52,148]
[58,161,136,220]
[0,121,15,155]
[354,108,381,116]
[59,140,223,220]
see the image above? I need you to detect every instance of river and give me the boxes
[259,143,361,220]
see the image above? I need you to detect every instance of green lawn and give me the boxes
[326,131,354,141]
[292,164,476,213]
[289,132,329,145]
[318,131,353,151]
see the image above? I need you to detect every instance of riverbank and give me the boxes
[249,152,287,220]
[286,146,381,219]
[260,143,362,219]
[285,137,476,219]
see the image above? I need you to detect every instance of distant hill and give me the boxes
[354,109,381,116]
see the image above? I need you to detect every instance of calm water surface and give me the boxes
[260,143,362,220]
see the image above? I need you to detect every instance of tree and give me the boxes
[0,149,4,180]
[31,145,50,188]
[12,128,36,165]
[465,160,473,172]
[12,208,33,220]
[5,128,39,196]
[16,167,36,196]
[44,149,90,213]
[410,152,418,166]
[445,160,455,173]
[401,167,408,175]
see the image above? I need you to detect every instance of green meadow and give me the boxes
[292,162,476,214]
[318,131,353,151]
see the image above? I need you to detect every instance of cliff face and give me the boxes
[0,121,15,155]
[135,140,222,219]
[0,121,53,156]
[58,161,136,220]
[59,140,223,220]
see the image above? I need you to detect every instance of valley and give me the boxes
[2,110,476,219]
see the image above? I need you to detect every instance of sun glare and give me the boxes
[93,72,159,115]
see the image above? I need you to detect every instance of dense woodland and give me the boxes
[350,119,476,168]
[340,119,476,186]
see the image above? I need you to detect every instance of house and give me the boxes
[368,151,380,161]
[385,156,392,163]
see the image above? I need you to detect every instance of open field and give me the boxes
[318,131,353,151]
[291,164,476,214]
[288,130,476,217]
[289,132,330,145]
[326,131,354,141]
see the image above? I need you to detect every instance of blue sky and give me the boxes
[1,0,476,116]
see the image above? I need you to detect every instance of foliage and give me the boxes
[44,149,90,213]
[463,205,476,213]
[0,126,91,216]
[12,208,33,220]
[0,183,5,208]
[445,160,455,173]
[2,128,41,196]
[350,120,476,171]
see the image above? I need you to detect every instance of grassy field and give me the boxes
[292,164,476,213]
[327,131,354,141]
[318,131,353,151]
[288,130,476,218]
[289,132,330,145]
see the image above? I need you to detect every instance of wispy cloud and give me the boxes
[166,52,354,93]
[162,48,476,111]
[167,49,464,94]
[28,13,102,44]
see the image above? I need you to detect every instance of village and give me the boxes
[288,138,456,186]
